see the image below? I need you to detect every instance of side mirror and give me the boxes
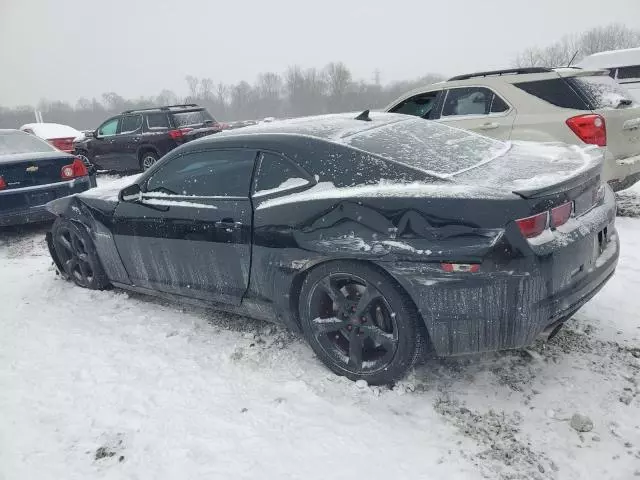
[119,183,142,202]
[93,130,101,139]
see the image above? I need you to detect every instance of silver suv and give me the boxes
[385,67,640,190]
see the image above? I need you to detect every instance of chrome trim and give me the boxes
[0,178,84,195]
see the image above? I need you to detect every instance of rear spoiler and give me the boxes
[512,161,602,199]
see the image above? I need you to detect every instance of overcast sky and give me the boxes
[1,0,639,107]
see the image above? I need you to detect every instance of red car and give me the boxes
[20,123,82,153]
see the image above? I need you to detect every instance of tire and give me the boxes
[298,260,427,385]
[51,217,110,290]
[140,151,158,171]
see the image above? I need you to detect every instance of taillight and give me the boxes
[61,158,89,179]
[566,114,606,147]
[49,138,74,152]
[441,263,481,273]
[550,201,573,227]
[0,176,6,190]
[516,211,549,238]
[168,127,193,140]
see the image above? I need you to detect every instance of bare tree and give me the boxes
[325,62,353,112]
[185,75,200,99]
[515,23,640,68]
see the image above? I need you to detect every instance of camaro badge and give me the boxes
[26,166,39,173]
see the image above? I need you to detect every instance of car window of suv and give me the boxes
[171,110,214,128]
[253,152,312,196]
[617,65,640,79]
[97,118,119,136]
[490,94,509,113]
[120,115,142,134]
[145,149,256,197]
[512,79,590,110]
[147,113,170,129]
[442,87,495,116]
[389,91,440,119]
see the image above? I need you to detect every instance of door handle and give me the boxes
[479,122,500,130]
[215,218,242,233]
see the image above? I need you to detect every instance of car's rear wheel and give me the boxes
[51,218,109,290]
[298,261,427,385]
[140,151,158,171]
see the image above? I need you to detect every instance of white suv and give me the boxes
[385,67,640,190]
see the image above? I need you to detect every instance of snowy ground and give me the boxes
[2,178,640,480]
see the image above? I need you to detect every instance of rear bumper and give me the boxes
[604,151,640,191]
[0,177,91,227]
[385,190,619,357]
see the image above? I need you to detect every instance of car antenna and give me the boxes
[355,109,372,121]
[567,50,580,67]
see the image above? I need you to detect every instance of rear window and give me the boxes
[171,110,214,127]
[0,131,55,157]
[513,78,590,110]
[343,119,508,176]
[568,75,637,108]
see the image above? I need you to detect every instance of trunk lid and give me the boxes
[0,152,75,189]
[453,141,603,204]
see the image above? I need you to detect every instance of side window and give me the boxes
[253,152,311,196]
[98,118,119,136]
[490,93,509,113]
[120,115,142,134]
[146,150,256,197]
[146,113,170,129]
[617,65,640,79]
[442,87,493,117]
[389,91,440,119]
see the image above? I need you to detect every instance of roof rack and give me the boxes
[122,104,200,114]
[448,68,553,81]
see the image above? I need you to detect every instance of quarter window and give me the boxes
[98,118,119,136]
[146,150,256,197]
[617,65,640,79]
[254,152,311,196]
[147,113,170,129]
[120,115,142,134]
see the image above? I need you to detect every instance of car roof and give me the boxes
[195,112,411,144]
[384,67,608,108]
[577,47,640,68]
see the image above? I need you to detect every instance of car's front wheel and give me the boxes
[51,217,109,290]
[298,261,428,385]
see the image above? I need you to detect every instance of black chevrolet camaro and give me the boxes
[45,112,619,384]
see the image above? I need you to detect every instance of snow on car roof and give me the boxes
[20,123,81,140]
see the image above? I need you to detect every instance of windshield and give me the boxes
[171,110,214,127]
[0,131,56,157]
[343,118,509,176]
[570,75,637,108]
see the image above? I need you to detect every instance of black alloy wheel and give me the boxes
[299,261,427,385]
[51,218,109,290]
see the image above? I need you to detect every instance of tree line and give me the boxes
[1,23,638,130]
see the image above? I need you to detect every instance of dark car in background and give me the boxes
[0,129,93,227]
[45,112,617,384]
[74,104,222,173]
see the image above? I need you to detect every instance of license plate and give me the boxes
[29,191,54,206]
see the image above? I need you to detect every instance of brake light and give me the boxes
[49,137,75,153]
[550,201,573,227]
[61,158,89,179]
[168,128,193,140]
[516,211,549,238]
[0,176,6,190]
[441,263,481,273]
[566,114,606,147]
